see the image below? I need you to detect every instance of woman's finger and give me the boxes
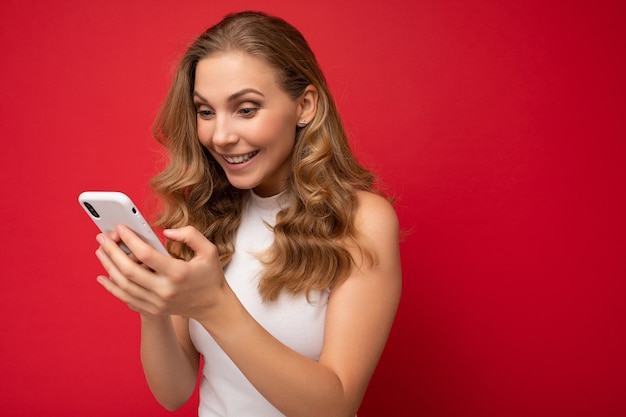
[95,243,161,306]
[163,226,218,261]
[96,274,161,315]
[97,232,161,288]
[115,225,172,275]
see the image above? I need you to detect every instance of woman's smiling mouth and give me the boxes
[222,150,259,164]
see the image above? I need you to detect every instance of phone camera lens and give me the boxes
[84,202,100,218]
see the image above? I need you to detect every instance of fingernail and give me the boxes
[96,235,105,244]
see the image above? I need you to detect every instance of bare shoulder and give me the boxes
[353,191,399,242]
[346,190,401,274]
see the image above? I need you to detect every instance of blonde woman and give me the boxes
[95,11,401,417]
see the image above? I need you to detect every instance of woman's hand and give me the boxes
[95,225,226,320]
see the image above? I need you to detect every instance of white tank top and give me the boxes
[190,190,330,417]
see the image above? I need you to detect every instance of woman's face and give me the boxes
[193,52,307,197]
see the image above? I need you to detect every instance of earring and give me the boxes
[297,119,308,127]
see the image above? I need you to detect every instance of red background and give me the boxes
[1,1,624,416]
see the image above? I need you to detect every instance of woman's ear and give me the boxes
[297,85,318,126]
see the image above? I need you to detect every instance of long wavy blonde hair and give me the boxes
[151,11,383,301]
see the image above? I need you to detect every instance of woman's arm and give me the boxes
[96,244,200,411]
[139,314,199,411]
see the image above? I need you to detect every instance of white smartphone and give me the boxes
[78,191,169,256]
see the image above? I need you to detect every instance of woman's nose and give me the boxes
[211,116,239,147]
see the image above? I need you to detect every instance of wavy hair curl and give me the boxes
[150,11,382,301]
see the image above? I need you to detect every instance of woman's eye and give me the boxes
[196,109,214,119]
[238,107,259,117]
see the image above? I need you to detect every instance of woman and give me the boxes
[95,11,401,417]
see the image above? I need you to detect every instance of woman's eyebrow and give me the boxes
[193,91,208,103]
[193,88,265,104]
[193,88,265,103]
[228,88,265,102]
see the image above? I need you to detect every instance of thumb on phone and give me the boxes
[163,226,217,260]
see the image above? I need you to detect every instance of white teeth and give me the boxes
[223,151,258,164]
